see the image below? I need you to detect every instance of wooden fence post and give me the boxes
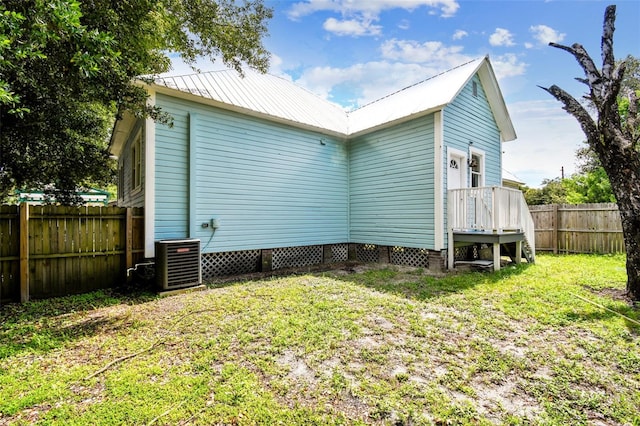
[552,204,559,254]
[20,203,29,303]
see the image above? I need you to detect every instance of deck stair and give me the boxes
[501,238,535,264]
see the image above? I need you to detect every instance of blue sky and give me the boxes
[169,0,640,187]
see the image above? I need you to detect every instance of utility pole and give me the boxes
[561,166,565,179]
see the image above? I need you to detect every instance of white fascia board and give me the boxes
[477,60,517,142]
[144,90,156,258]
[108,111,136,157]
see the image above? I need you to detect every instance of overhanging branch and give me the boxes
[540,84,599,144]
[549,42,602,94]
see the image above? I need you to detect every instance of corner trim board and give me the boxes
[144,90,156,257]
[189,113,198,238]
[433,110,444,250]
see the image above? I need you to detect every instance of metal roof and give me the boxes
[147,56,515,141]
[154,71,349,135]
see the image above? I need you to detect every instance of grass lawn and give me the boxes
[1,254,638,425]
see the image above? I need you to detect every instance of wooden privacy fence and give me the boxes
[0,204,144,303]
[528,203,624,254]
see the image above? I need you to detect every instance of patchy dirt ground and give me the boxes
[2,257,639,425]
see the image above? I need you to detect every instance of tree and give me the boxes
[0,0,272,203]
[523,178,567,205]
[541,5,640,300]
[523,171,615,206]
[563,168,616,204]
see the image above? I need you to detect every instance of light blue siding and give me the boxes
[118,120,145,208]
[155,97,190,239]
[443,75,502,186]
[442,75,503,247]
[150,72,504,254]
[155,94,349,252]
[349,116,435,249]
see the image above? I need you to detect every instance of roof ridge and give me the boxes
[348,56,485,114]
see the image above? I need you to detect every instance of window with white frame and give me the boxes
[470,150,484,188]
[131,130,142,191]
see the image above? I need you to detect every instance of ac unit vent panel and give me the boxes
[156,239,202,290]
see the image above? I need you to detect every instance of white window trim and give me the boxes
[131,129,143,193]
[469,147,485,188]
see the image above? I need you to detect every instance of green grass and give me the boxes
[0,254,638,425]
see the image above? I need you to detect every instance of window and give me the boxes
[118,164,124,201]
[472,81,478,97]
[131,131,142,190]
[470,153,483,187]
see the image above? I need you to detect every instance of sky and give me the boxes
[168,0,640,187]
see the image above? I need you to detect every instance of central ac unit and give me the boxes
[155,239,201,290]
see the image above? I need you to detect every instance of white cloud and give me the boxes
[524,42,534,49]
[293,39,528,108]
[530,24,566,46]
[452,29,468,40]
[295,61,453,107]
[288,0,460,20]
[380,39,469,66]
[323,17,382,36]
[268,54,292,80]
[491,53,527,80]
[489,28,515,47]
[503,99,584,187]
[398,19,411,30]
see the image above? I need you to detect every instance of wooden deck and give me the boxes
[447,187,535,271]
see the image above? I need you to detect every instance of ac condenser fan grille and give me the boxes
[156,239,202,290]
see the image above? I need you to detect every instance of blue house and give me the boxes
[109,56,534,278]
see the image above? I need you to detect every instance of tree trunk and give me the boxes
[598,137,640,300]
[542,5,640,301]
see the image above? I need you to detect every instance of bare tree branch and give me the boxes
[550,42,603,95]
[539,84,599,144]
[575,77,590,86]
[601,5,616,81]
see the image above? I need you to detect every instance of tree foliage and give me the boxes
[523,178,567,205]
[541,5,640,300]
[523,169,615,206]
[0,0,272,202]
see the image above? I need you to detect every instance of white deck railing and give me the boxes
[448,186,535,261]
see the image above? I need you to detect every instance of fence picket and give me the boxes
[0,205,144,302]
[529,203,624,254]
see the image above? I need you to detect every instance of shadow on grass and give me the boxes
[562,295,640,334]
[0,287,159,360]
[329,262,533,302]
[331,261,640,333]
